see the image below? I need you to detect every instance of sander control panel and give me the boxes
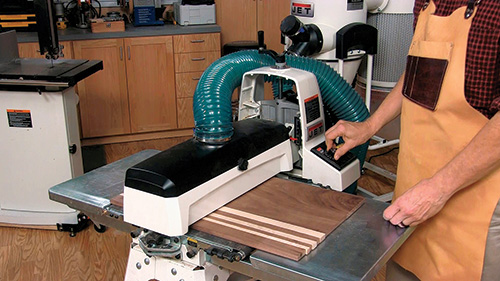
[311,142,357,171]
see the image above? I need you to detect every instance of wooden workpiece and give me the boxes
[192,177,365,261]
[111,177,364,261]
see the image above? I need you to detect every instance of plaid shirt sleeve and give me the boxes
[412,0,500,119]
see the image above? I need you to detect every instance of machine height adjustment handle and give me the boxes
[258,30,265,48]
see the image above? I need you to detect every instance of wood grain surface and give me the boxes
[175,71,204,98]
[176,97,195,128]
[192,177,365,261]
[0,226,130,281]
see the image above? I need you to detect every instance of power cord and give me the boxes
[367,146,399,163]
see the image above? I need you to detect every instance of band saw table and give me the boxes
[49,149,413,281]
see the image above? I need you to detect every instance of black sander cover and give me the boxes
[125,119,289,198]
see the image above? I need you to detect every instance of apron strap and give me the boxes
[465,0,481,19]
[423,0,430,10]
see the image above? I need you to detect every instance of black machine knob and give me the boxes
[280,15,323,57]
[69,144,77,154]
[280,15,302,36]
[237,158,248,171]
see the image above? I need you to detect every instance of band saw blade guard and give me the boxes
[238,66,360,191]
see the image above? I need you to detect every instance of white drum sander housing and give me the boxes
[123,119,293,236]
[124,63,362,237]
[238,66,360,193]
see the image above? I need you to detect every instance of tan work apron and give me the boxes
[393,1,500,280]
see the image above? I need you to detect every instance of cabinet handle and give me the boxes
[192,77,200,81]
[127,46,131,60]
[191,57,206,61]
[190,40,205,43]
[119,46,123,60]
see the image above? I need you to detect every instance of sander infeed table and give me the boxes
[49,149,413,281]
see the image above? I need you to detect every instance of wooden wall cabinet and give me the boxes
[71,33,220,141]
[73,38,131,138]
[174,33,221,128]
[125,36,177,133]
[216,0,290,53]
[73,36,177,138]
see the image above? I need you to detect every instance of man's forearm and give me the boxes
[384,111,500,226]
[365,74,405,136]
[432,112,500,197]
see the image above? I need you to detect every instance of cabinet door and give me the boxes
[18,41,74,59]
[73,38,131,138]
[216,0,258,47]
[125,36,177,133]
[257,0,291,53]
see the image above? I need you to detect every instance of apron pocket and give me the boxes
[403,41,453,111]
[403,55,448,110]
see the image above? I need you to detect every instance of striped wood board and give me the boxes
[111,178,365,261]
[191,177,365,261]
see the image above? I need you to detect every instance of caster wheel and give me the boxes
[94,224,107,233]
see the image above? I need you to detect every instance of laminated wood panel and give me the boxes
[112,178,364,261]
[192,177,365,261]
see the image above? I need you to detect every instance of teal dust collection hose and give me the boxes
[192,50,370,168]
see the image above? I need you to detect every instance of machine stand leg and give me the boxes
[56,213,90,237]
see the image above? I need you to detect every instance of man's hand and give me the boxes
[383,178,453,227]
[324,120,374,160]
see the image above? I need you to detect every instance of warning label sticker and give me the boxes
[7,109,32,128]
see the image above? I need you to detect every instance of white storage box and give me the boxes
[174,3,216,25]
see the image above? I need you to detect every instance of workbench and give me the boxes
[49,149,413,281]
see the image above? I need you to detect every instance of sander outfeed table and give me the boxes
[50,149,413,281]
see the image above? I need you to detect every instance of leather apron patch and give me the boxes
[403,40,453,111]
[403,55,448,110]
